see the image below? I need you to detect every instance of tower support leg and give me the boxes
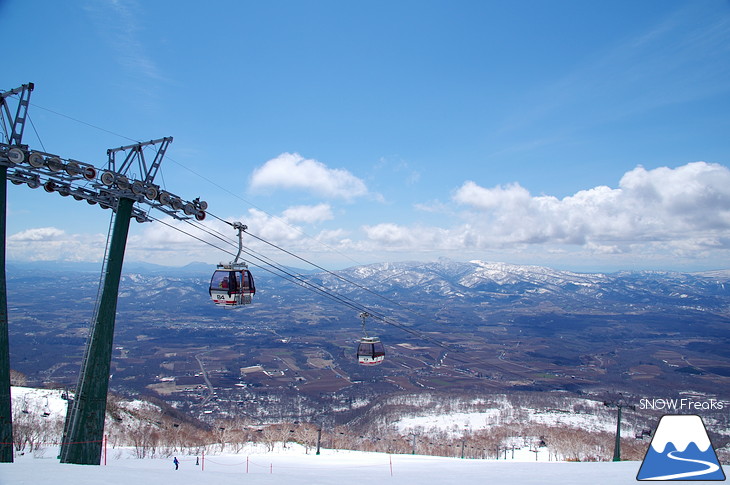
[612,405,622,462]
[60,197,133,465]
[0,166,13,463]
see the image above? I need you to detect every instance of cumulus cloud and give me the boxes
[10,162,730,269]
[9,227,67,242]
[361,223,470,252]
[282,204,334,224]
[358,162,730,266]
[453,181,532,211]
[451,162,730,248]
[7,227,107,262]
[250,153,368,200]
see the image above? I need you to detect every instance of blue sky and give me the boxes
[1,0,730,272]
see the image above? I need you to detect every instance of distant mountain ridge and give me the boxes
[307,259,730,315]
[8,258,730,313]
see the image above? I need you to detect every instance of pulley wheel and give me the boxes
[159,192,172,206]
[65,161,82,176]
[101,171,116,186]
[83,166,97,180]
[145,186,158,201]
[116,175,130,190]
[7,147,25,164]
[132,181,145,195]
[46,157,64,172]
[29,153,46,168]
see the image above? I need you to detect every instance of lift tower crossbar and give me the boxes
[107,136,172,185]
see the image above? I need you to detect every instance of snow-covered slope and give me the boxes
[0,445,665,485]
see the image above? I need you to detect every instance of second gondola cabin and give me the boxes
[209,263,255,306]
[357,336,385,365]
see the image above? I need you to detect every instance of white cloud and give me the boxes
[9,227,66,242]
[282,204,334,224]
[451,162,730,249]
[7,228,107,262]
[361,223,465,252]
[356,162,730,269]
[453,181,532,212]
[9,162,730,271]
[249,153,368,200]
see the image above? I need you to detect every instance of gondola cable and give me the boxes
[149,215,388,320]
[203,210,443,330]
[177,213,503,359]
[150,214,458,353]
[22,100,388,274]
[177,216,538,382]
[28,101,140,144]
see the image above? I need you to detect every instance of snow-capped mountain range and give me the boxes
[311,259,730,313]
[8,258,729,311]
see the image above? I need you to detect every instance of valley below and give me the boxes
[6,259,730,460]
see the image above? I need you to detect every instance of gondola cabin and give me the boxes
[209,263,255,307]
[357,336,385,365]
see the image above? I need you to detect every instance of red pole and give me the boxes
[246,456,249,473]
[270,463,273,474]
[202,450,205,471]
[390,455,393,476]
[103,435,107,466]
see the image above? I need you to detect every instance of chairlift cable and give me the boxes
[151,216,324,294]
[184,219,385,318]
[154,214,530,380]
[167,169,365,268]
[18,102,531,380]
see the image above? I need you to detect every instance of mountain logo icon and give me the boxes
[637,414,726,481]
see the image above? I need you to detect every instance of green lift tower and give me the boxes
[0,82,207,465]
